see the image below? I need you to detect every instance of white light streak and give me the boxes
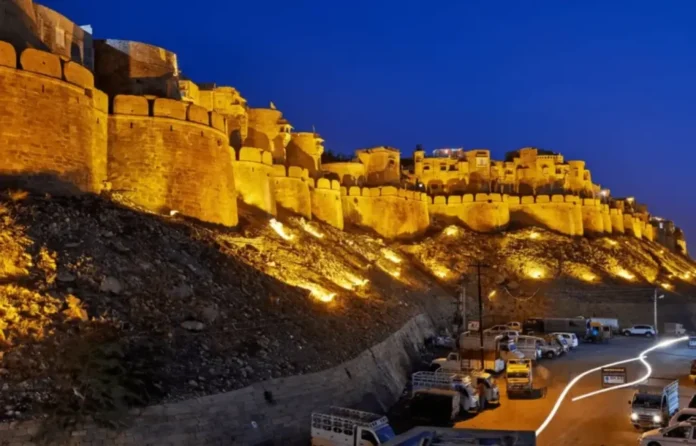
[571,336,688,402]
[535,336,688,437]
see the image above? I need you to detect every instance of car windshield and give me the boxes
[633,394,662,408]
[508,372,528,378]
[375,426,396,442]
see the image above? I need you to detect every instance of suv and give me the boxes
[623,325,656,337]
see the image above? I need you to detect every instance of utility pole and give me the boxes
[468,262,490,370]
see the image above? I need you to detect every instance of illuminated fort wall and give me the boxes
[428,194,510,232]
[311,178,343,229]
[107,96,238,227]
[272,165,312,219]
[0,44,108,194]
[232,147,276,216]
[342,186,429,238]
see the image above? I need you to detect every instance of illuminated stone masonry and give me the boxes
[0,1,687,251]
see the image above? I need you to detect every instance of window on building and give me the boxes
[423,166,431,171]
[55,27,65,49]
[476,157,488,168]
[440,164,447,171]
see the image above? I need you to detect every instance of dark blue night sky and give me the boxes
[44,0,696,237]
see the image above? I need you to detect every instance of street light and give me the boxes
[653,289,665,335]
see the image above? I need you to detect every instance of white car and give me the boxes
[507,321,522,331]
[670,408,696,426]
[623,325,656,337]
[640,421,696,445]
[552,332,579,349]
[484,325,510,334]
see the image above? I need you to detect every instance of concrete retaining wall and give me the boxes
[0,314,435,446]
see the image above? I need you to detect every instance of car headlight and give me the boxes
[630,413,638,421]
[653,415,662,423]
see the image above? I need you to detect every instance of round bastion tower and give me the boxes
[286,132,325,175]
[0,0,44,51]
[245,106,291,163]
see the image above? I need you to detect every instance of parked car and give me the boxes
[483,325,510,334]
[547,334,569,354]
[623,325,656,337]
[484,327,519,340]
[552,332,579,349]
[669,408,696,426]
[639,421,696,445]
[507,321,522,331]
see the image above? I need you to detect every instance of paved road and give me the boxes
[454,337,696,445]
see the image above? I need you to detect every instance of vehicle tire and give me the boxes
[623,330,631,336]
[647,442,662,446]
[645,332,653,338]
[545,351,555,359]
[429,364,441,372]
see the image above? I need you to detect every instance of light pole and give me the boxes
[653,288,664,335]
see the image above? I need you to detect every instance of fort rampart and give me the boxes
[342,186,430,238]
[0,37,682,248]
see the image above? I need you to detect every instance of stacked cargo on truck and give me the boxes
[411,370,480,413]
[310,406,396,446]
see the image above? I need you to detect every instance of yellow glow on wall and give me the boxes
[526,267,545,279]
[382,249,402,264]
[337,273,369,290]
[615,268,635,280]
[529,232,540,240]
[299,219,324,239]
[606,239,618,246]
[299,283,336,303]
[488,290,496,300]
[270,218,294,241]
[682,273,691,280]
[581,273,597,282]
[444,226,459,236]
[661,282,673,290]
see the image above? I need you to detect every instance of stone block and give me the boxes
[381,186,397,196]
[271,165,287,177]
[187,104,209,125]
[0,41,17,68]
[113,95,149,116]
[536,195,550,203]
[316,178,331,189]
[434,196,446,205]
[261,151,273,165]
[210,111,226,132]
[154,98,188,120]
[288,166,303,178]
[238,147,262,163]
[447,195,462,205]
[20,48,61,78]
[521,196,535,204]
[551,194,564,203]
[63,61,94,88]
[348,186,361,196]
[93,89,109,113]
[331,180,340,190]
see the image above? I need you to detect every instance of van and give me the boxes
[409,389,461,425]
[515,335,542,361]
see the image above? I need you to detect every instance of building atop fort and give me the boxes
[0,0,687,254]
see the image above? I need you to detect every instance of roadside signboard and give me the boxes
[601,367,627,388]
[468,321,480,332]
[688,336,696,349]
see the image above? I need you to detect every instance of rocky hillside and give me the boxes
[1,191,694,426]
[0,192,451,425]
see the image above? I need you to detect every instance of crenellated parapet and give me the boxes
[0,42,108,195]
[310,177,343,229]
[232,147,275,216]
[107,95,237,226]
[271,165,311,219]
[429,193,510,232]
[341,185,429,238]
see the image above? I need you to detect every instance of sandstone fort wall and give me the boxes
[0,44,108,194]
[580,198,605,235]
[107,96,237,226]
[428,193,510,232]
[311,178,343,229]
[342,186,429,238]
[232,147,276,216]
[508,195,583,236]
[272,165,311,219]
[610,208,625,233]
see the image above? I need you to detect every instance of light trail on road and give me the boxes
[535,336,688,437]
[571,336,688,402]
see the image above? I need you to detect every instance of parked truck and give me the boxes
[434,334,523,373]
[311,410,538,446]
[664,322,687,336]
[523,317,587,337]
[506,359,534,397]
[587,317,620,334]
[629,378,680,429]
[310,406,397,445]
[411,371,480,414]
